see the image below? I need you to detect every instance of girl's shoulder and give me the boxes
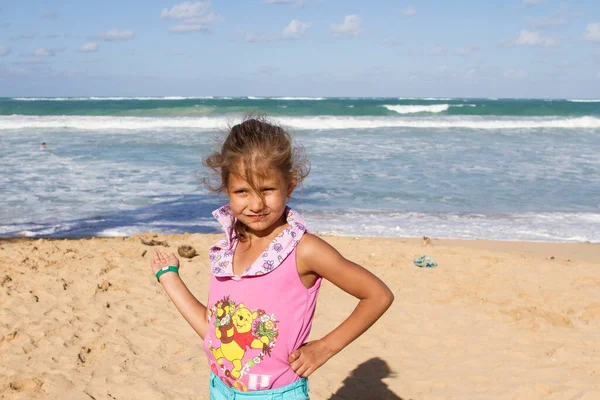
[296,233,343,273]
[296,232,321,255]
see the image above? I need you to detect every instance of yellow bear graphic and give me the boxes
[211,304,269,379]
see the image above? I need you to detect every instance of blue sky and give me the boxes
[0,0,599,98]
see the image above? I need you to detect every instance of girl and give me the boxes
[151,116,394,399]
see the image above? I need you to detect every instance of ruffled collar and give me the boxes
[209,204,307,278]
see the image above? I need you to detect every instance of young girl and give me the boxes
[151,116,394,399]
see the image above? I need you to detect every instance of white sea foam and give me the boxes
[0,115,223,131]
[277,115,600,130]
[2,119,599,241]
[2,115,600,131]
[383,104,450,114]
[568,99,600,103]
[307,211,600,243]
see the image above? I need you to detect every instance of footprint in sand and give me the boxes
[9,377,44,392]
[78,347,91,363]
[1,275,12,286]
[96,281,112,293]
[1,330,19,343]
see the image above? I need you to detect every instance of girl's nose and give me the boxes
[249,192,265,213]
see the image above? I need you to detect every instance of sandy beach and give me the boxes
[1,234,598,399]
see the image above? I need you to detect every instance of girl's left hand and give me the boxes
[151,250,180,275]
[288,340,334,377]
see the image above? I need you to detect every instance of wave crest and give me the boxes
[383,104,450,114]
[1,115,600,131]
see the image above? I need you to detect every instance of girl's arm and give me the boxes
[288,234,394,377]
[151,251,209,340]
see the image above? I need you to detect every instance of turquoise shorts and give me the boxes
[209,372,309,400]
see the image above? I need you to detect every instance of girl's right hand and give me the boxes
[151,250,180,275]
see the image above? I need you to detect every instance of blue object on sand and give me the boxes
[414,254,437,268]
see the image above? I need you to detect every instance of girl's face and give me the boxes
[226,166,294,237]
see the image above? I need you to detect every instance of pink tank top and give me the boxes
[203,205,321,392]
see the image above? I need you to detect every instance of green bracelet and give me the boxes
[156,265,179,282]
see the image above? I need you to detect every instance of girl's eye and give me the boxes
[263,188,275,192]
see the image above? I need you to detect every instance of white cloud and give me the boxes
[34,48,52,57]
[282,20,309,39]
[171,24,209,33]
[583,22,600,42]
[455,45,480,56]
[244,33,259,43]
[504,69,526,80]
[0,46,10,56]
[264,0,309,6]
[243,19,308,43]
[523,0,543,6]
[514,29,556,46]
[465,68,477,77]
[101,29,135,41]
[400,6,416,16]
[331,15,361,38]
[161,2,211,19]
[33,47,64,57]
[78,42,98,53]
[161,2,217,33]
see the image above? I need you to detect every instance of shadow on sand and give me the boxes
[328,358,406,400]
[1,185,333,239]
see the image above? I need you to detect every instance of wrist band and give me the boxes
[156,265,179,282]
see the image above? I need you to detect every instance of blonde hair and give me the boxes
[202,114,310,240]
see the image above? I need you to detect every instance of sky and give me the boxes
[0,0,599,98]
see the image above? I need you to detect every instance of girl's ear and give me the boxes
[287,174,297,197]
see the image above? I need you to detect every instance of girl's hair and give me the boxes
[203,114,310,241]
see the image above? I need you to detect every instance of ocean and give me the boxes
[1,96,599,242]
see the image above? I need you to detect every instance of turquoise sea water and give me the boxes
[1,96,599,242]
[3,96,600,118]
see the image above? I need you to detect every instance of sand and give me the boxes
[0,234,598,399]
